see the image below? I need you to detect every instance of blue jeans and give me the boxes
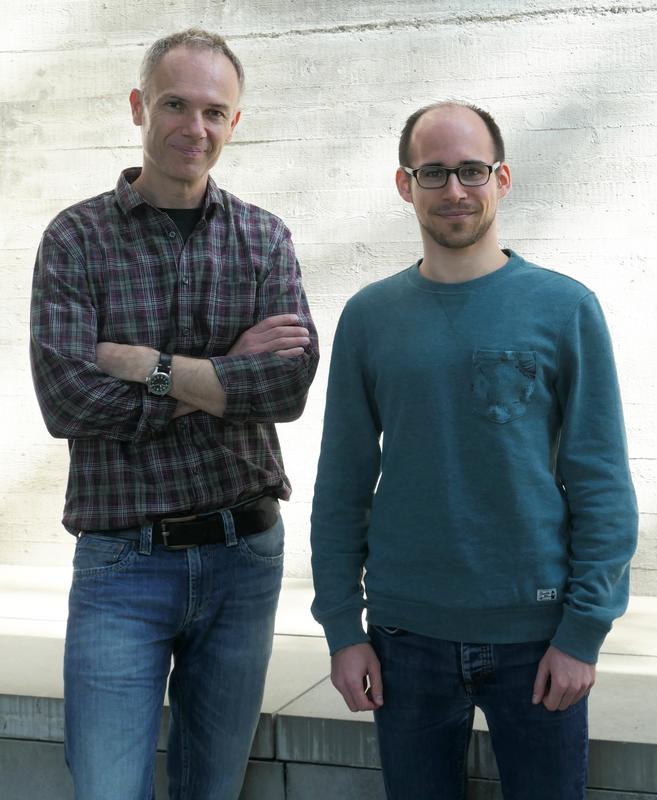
[64,514,284,800]
[370,626,588,800]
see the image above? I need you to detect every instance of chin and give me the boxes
[438,238,479,250]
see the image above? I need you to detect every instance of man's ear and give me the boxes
[395,167,414,204]
[129,88,144,126]
[496,162,512,199]
[225,109,241,143]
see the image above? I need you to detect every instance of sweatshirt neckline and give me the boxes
[406,249,523,294]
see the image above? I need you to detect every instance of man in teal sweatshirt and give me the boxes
[310,102,638,799]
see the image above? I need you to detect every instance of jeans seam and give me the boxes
[456,706,475,800]
[460,642,473,696]
[171,668,192,800]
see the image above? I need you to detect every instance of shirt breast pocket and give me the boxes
[204,279,259,353]
[472,349,537,424]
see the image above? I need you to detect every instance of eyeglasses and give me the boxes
[401,161,501,189]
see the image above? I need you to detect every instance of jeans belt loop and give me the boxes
[221,509,238,548]
[138,522,153,556]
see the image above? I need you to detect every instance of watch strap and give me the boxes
[158,352,172,371]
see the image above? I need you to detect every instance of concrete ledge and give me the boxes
[1,568,656,799]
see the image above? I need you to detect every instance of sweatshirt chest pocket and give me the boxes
[472,349,537,424]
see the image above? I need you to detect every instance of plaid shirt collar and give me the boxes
[115,167,226,217]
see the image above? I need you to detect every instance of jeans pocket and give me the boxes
[472,348,536,423]
[73,533,137,577]
[238,516,285,565]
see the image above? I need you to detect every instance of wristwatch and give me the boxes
[146,352,173,396]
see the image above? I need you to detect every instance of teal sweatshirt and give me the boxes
[311,251,638,663]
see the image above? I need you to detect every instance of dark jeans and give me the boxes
[370,626,588,800]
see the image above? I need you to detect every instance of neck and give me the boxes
[132,168,207,209]
[419,231,508,284]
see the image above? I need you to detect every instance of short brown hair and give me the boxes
[398,102,505,166]
[139,28,244,98]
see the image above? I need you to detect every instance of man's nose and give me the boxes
[183,111,206,137]
[442,172,467,200]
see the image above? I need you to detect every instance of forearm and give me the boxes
[211,348,317,423]
[553,292,639,661]
[171,400,200,419]
[311,306,382,654]
[553,515,637,664]
[310,552,371,655]
[96,344,226,418]
[30,340,176,441]
[31,234,175,441]
[170,355,226,417]
[96,296,319,423]
[214,227,319,422]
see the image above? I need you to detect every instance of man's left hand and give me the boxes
[532,645,595,711]
[227,314,310,358]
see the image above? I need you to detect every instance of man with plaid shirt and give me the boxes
[30,28,318,800]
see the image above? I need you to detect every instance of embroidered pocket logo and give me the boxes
[536,588,558,602]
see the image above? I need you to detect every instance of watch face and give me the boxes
[148,372,172,396]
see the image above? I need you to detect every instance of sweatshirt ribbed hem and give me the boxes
[367,599,564,649]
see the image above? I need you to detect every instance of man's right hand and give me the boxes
[331,643,384,712]
[228,314,310,358]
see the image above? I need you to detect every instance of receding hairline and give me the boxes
[399,100,506,167]
[141,46,242,96]
[409,104,493,161]
[139,29,245,99]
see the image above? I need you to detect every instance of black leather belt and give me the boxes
[151,495,279,549]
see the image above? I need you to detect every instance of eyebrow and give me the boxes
[163,95,231,111]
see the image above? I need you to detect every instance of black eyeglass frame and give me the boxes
[401,161,502,189]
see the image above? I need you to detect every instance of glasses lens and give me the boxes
[417,166,447,188]
[457,164,490,186]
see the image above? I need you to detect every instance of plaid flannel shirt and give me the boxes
[30,169,319,533]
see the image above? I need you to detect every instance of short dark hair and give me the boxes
[139,28,245,99]
[398,102,505,166]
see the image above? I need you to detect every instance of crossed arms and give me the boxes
[31,221,319,440]
[96,314,311,418]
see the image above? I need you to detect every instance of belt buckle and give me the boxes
[160,516,199,550]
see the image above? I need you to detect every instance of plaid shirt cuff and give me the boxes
[138,390,179,439]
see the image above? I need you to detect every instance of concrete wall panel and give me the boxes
[1,2,655,594]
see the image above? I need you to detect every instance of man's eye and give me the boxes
[206,109,225,119]
[461,166,486,178]
[165,101,183,110]
[421,167,445,180]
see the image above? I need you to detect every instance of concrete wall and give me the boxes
[1,1,656,592]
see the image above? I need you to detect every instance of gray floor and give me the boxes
[1,568,656,798]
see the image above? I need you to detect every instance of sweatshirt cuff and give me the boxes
[317,611,369,656]
[550,605,611,664]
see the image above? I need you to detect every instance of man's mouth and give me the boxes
[436,208,476,220]
[172,145,206,157]
[437,206,476,215]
